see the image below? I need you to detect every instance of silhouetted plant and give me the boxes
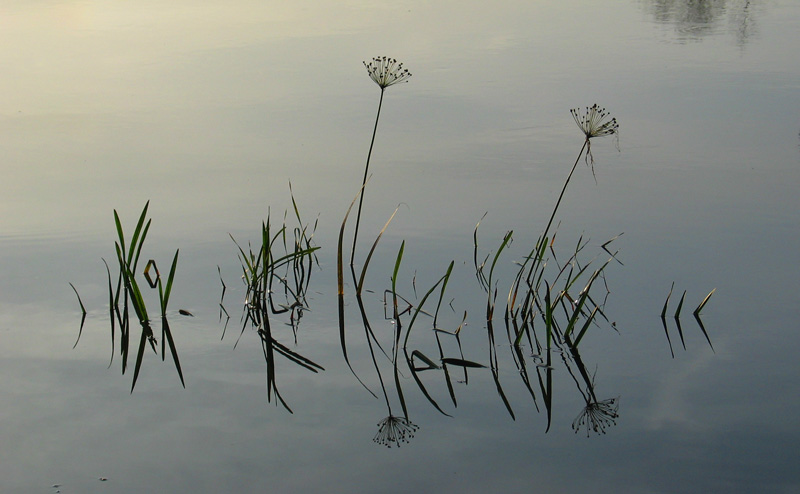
[351,57,411,266]
[71,202,185,392]
[373,415,419,448]
[572,397,620,437]
[228,188,322,412]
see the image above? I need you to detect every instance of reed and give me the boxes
[351,57,411,266]
[661,285,716,356]
[67,202,187,391]
[228,191,322,412]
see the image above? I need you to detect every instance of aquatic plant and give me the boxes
[660,283,715,357]
[570,104,619,174]
[228,188,323,412]
[112,202,184,391]
[351,57,411,266]
[69,202,185,391]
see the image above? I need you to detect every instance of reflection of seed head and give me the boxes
[373,415,419,448]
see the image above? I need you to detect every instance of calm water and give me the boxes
[2,0,799,492]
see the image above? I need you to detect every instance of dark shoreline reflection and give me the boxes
[642,0,760,46]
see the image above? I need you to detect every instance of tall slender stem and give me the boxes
[541,139,589,244]
[351,88,385,266]
[522,139,589,286]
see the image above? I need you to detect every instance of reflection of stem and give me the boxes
[563,342,598,404]
[352,88,386,266]
[365,315,393,414]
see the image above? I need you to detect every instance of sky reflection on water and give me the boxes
[1,0,800,492]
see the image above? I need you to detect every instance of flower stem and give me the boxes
[541,139,588,243]
[351,88,385,266]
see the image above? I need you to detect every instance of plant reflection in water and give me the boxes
[226,184,323,413]
[70,59,717,444]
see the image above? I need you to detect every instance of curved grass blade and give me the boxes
[674,290,686,319]
[336,184,378,397]
[160,250,180,314]
[410,350,440,370]
[693,313,715,352]
[693,288,716,316]
[390,240,405,332]
[271,339,325,372]
[661,282,674,319]
[402,268,450,349]
[69,283,87,349]
[675,313,687,350]
[102,258,116,368]
[491,366,515,420]
[130,322,152,393]
[432,261,454,329]
[473,212,490,290]
[358,206,400,295]
[406,349,452,417]
[661,315,675,358]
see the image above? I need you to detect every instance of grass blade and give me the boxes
[661,282,674,319]
[69,283,87,349]
[693,288,716,316]
[674,290,686,319]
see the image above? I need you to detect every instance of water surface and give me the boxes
[2,1,799,492]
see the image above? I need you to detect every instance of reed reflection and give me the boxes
[224,186,323,413]
[71,202,185,392]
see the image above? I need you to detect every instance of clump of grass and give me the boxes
[113,202,185,391]
[70,202,185,392]
[228,187,322,412]
[661,284,716,356]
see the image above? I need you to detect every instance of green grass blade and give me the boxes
[357,206,400,294]
[102,259,117,368]
[693,288,716,316]
[674,290,686,319]
[127,201,150,265]
[433,261,454,329]
[403,269,449,348]
[391,240,405,329]
[661,282,674,319]
[113,210,126,264]
[572,306,599,347]
[337,186,365,374]
[161,249,180,313]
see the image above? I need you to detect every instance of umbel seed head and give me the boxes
[364,56,412,89]
[570,104,619,140]
[373,415,419,448]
